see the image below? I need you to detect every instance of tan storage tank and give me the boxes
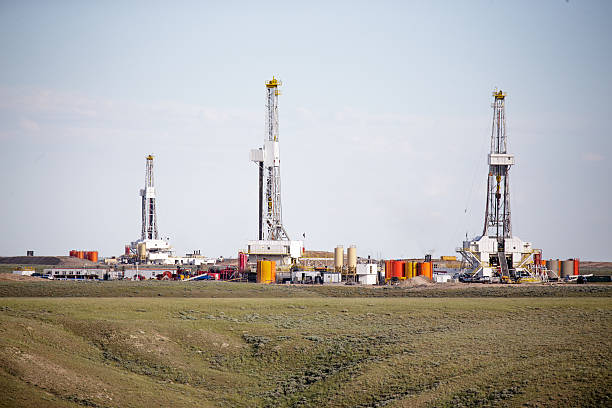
[137,243,147,261]
[560,260,574,278]
[347,246,357,268]
[546,259,559,277]
[334,245,344,272]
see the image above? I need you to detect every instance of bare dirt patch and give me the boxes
[0,274,45,282]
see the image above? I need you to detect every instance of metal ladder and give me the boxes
[498,251,510,277]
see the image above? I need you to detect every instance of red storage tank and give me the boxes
[385,260,391,280]
[573,259,580,275]
[69,250,76,257]
[238,252,248,271]
[416,262,423,276]
[534,253,541,268]
[391,260,403,278]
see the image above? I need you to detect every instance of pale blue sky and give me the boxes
[1,1,610,260]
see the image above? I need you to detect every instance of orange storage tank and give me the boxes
[385,260,391,280]
[89,251,98,263]
[271,261,276,283]
[77,251,84,259]
[391,260,403,279]
[573,258,580,275]
[421,262,432,279]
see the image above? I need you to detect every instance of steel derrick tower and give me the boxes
[140,155,158,240]
[483,90,515,246]
[251,77,290,241]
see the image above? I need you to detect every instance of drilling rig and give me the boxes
[457,90,543,283]
[247,77,303,268]
[141,155,158,241]
[125,155,174,264]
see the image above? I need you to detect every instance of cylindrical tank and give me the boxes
[422,262,433,279]
[546,259,559,276]
[385,260,391,280]
[137,243,147,261]
[347,245,357,269]
[77,251,84,259]
[89,251,98,263]
[334,246,344,271]
[257,260,273,284]
[534,253,541,268]
[416,262,422,276]
[391,260,403,278]
[540,259,546,267]
[406,261,414,279]
[561,260,574,278]
[271,261,276,283]
[238,252,248,271]
[573,258,580,275]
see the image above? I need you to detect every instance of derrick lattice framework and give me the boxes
[483,90,514,243]
[140,155,158,240]
[262,77,289,241]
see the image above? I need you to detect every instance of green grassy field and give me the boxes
[1,283,610,407]
[1,280,611,298]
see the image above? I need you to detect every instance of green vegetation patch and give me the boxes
[0,280,611,298]
[0,297,610,407]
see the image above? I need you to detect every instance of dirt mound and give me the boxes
[0,273,45,281]
[398,275,435,287]
[302,251,334,258]
[0,256,96,267]
[0,256,62,265]
[55,256,97,267]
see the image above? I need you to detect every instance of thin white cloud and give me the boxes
[582,152,604,162]
[19,118,40,132]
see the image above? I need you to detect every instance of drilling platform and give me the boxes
[125,155,174,264]
[247,77,303,266]
[457,90,543,282]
